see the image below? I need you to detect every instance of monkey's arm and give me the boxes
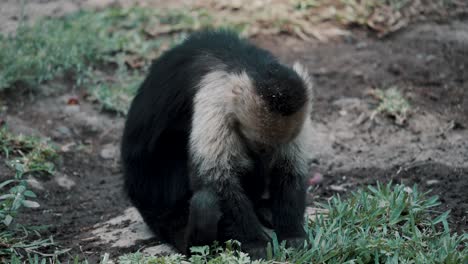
[189,134,269,245]
[269,140,308,242]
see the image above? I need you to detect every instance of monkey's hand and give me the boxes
[242,241,268,260]
[282,234,307,249]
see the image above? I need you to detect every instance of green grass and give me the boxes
[0,18,102,90]
[371,87,410,125]
[0,7,214,91]
[1,5,466,263]
[0,127,60,261]
[1,3,449,113]
[90,68,142,115]
[0,126,465,262]
[107,183,467,264]
[0,7,248,114]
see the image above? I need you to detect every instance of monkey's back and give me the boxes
[122,30,280,162]
[121,30,280,221]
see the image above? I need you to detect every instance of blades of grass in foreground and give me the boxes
[114,182,466,264]
[0,127,62,262]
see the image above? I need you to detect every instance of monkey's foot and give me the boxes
[282,236,307,249]
[242,243,267,260]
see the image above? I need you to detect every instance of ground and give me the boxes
[0,0,467,262]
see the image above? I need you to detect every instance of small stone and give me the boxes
[142,244,177,256]
[63,105,80,115]
[55,174,76,190]
[56,126,72,137]
[329,184,346,192]
[86,207,153,248]
[356,42,368,49]
[83,115,101,132]
[426,179,440,186]
[403,186,413,194]
[100,144,118,160]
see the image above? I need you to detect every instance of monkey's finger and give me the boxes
[308,172,323,185]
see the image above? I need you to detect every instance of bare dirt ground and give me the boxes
[0,0,467,262]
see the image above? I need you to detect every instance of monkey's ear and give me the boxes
[293,61,313,95]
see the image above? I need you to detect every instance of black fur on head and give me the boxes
[251,63,308,116]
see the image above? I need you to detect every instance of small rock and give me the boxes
[55,174,76,190]
[86,207,153,248]
[83,115,101,132]
[329,184,346,192]
[403,186,413,194]
[356,42,368,49]
[142,244,177,256]
[63,105,81,115]
[426,179,440,186]
[336,130,355,140]
[100,144,118,160]
[55,126,72,138]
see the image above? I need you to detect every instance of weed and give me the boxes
[371,87,410,125]
[90,69,142,115]
[0,127,59,261]
[301,183,466,263]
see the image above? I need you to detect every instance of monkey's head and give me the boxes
[228,62,313,150]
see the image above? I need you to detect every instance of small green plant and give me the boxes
[0,127,59,261]
[117,241,265,264]
[90,69,142,115]
[294,0,321,10]
[371,87,410,125]
[338,0,412,20]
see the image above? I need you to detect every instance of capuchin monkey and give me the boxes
[121,29,313,259]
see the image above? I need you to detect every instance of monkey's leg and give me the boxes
[214,182,271,258]
[185,188,222,250]
[269,155,308,247]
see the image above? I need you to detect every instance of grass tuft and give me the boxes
[301,183,465,263]
[371,87,411,125]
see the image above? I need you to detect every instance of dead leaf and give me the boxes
[60,142,76,152]
[67,97,79,105]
